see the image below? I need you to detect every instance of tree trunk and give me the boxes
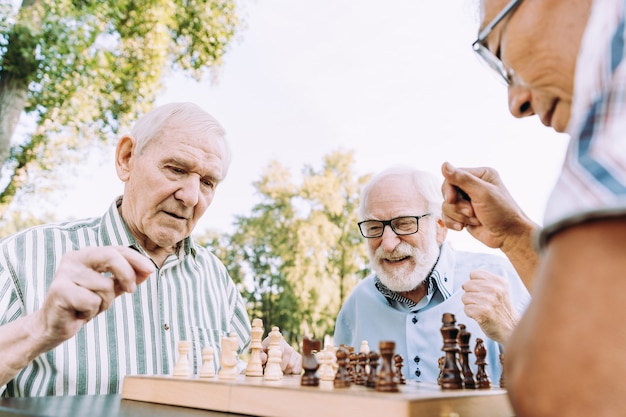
[0,74,29,165]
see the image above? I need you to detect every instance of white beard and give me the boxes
[371,234,440,293]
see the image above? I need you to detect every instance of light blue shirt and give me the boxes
[334,242,530,384]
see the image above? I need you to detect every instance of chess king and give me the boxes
[334,167,531,383]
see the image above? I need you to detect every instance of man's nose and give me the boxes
[507,83,534,119]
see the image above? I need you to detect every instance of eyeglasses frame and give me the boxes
[472,0,524,85]
[357,213,433,239]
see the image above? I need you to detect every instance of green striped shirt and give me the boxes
[0,198,251,397]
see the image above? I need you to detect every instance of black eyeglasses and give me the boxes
[358,214,432,239]
[472,0,524,85]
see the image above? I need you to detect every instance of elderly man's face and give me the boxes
[478,0,591,132]
[117,128,227,255]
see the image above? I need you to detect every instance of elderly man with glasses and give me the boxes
[333,167,530,384]
[440,0,626,415]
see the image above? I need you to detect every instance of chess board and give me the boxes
[121,374,514,417]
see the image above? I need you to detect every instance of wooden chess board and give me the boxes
[121,374,514,417]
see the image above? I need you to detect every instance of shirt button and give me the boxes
[414,355,420,364]
[164,324,170,331]
[412,316,418,324]
[415,369,421,377]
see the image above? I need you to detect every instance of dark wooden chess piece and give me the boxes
[474,338,491,389]
[348,351,358,383]
[300,337,322,387]
[457,324,476,389]
[440,312,463,390]
[355,352,368,385]
[499,353,505,388]
[334,347,351,388]
[437,356,445,386]
[375,341,399,392]
[366,351,380,388]
[393,354,406,384]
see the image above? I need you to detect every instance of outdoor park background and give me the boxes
[31,0,568,255]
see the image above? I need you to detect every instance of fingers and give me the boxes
[280,342,303,374]
[41,246,155,342]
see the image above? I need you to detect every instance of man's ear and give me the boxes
[436,217,448,244]
[115,134,135,182]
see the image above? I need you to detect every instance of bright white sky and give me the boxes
[48,0,570,254]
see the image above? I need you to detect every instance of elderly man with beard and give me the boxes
[333,167,530,383]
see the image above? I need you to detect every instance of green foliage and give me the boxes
[0,0,242,215]
[203,150,371,348]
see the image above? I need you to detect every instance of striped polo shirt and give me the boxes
[0,197,251,396]
[541,0,626,245]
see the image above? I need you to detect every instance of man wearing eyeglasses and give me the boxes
[333,167,530,384]
[440,0,626,415]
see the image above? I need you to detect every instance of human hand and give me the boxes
[33,246,154,351]
[441,162,536,251]
[461,270,519,345]
[260,336,303,375]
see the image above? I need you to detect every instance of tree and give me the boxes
[0,0,242,215]
[204,150,371,347]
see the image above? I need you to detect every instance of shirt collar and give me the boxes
[99,197,197,260]
[374,242,456,309]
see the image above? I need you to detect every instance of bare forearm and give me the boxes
[0,314,49,387]
[500,218,540,292]
[506,219,626,416]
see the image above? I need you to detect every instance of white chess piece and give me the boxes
[263,326,283,381]
[199,346,216,378]
[173,340,191,377]
[246,318,264,377]
[318,347,336,381]
[218,333,239,380]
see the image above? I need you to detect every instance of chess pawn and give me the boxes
[440,312,463,390]
[173,340,191,377]
[393,354,406,384]
[474,338,491,389]
[263,326,284,381]
[318,347,337,382]
[199,346,216,378]
[246,318,264,377]
[366,350,380,388]
[355,352,368,385]
[375,341,399,392]
[359,340,371,374]
[301,337,322,386]
[499,353,505,388]
[457,324,476,389]
[333,347,351,388]
[218,333,239,380]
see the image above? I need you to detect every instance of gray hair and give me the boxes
[130,102,232,179]
[358,166,443,220]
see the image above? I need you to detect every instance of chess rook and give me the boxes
[375,341,399,392]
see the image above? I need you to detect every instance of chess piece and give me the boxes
[359,340,371,374]
[318,346,337,382]
[173,340,191,377]
[393,354,406,384]
[437,356,445,386]
[440,312,463,389]
[499,353,505,388]
[474,338,491,389]
[375,341,398,392]
[355,352,368,385]
[301,337,322,386]
[333,347,351,388]
[218,333,239,380]
[348,350,358,383]
[457,324,476,389]
[199,346,216,378]
[366,350,380,388]
[263,326,284,381]
[246,318,264,377]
